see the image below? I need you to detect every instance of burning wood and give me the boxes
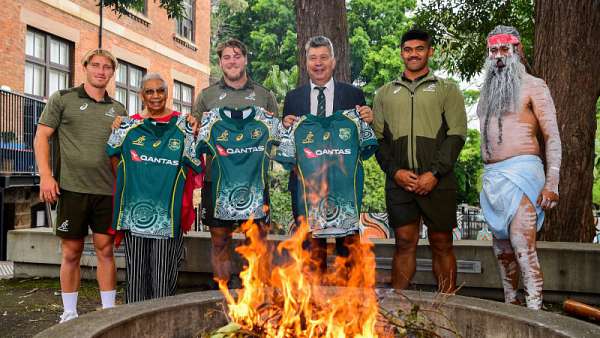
[199,219,460,338]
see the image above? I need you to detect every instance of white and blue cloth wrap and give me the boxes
[480,155,545,239]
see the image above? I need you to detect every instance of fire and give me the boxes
[217,218,380,337]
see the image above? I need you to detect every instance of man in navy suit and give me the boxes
[282,36,373,274]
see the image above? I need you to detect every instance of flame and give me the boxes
[218,217,380,337]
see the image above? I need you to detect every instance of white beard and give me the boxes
[478,54,525,119]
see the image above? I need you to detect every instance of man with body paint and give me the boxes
[478,25,561,310]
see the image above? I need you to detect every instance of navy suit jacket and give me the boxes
[283,81,366,118]
[282,80,367,219]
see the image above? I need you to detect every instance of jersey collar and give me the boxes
[76,84,113,103]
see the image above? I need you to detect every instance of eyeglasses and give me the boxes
[143,87,166,96]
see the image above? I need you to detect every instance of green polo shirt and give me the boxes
[38,84,127,195]
[193,78,279,117]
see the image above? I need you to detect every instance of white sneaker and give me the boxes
[59,311,78,323]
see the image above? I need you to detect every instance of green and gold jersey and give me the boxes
[276,109,378,238]
[106,115,202,238]
[198,106,281,220]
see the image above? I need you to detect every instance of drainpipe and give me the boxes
[99,0,104,48]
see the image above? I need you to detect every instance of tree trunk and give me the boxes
[533,0,600,242]
[294,0,350,86]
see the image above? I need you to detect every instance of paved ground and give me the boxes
[0,277,211,338]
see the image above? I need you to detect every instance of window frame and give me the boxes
[172,80,194,114]
[24,27,73,99]
[115,60,146,116]
[175,0,195,42]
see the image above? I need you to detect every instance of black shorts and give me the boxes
[55,190,113,238]
[385,187,457,232]
[201,181,269,228]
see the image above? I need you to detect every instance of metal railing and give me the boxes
[0,89,46,175]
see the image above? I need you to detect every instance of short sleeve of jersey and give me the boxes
[106,117,139,157]
[255,107,282,146]
[344,109,378,160]
[177,116,203,173]
[38,91,64,129]
[197,108,221,155]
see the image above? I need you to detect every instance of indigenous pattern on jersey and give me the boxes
[198,106,281,220]
[107,115,202,238]
[276,109,378,237]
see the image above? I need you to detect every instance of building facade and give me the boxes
[0,0,210,255]
[0,0,210,113]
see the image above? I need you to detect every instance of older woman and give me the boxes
[107,73,202,303]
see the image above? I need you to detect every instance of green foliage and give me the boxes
[102,0,186,18]
[455,129,483,205]
[213,0,297,83]
[463,89,480,108]
[414,0,534,80]
[361,157,386,212]
[263,65,299,108]
[347,0,416,97]
[269,165,293,234]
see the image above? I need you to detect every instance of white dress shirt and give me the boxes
[310,78,335,117]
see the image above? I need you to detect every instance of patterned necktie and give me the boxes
[315,86,326,117]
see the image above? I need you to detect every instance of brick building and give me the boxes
[0,0,210,258]
[0,0,211,113]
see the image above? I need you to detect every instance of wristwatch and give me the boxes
[431,170,442,180]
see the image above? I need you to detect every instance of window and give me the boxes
[176,0,195,41]
[115,61,145,116]
[24,28,73,98]
[173,81,194,114]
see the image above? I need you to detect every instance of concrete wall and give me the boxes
[8,228,600,303]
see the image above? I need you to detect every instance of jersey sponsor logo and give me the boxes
[217,130,229,142]
[303,147,351,158]
[323,131,331,141]
[393,87,402,94]
[245,91,256,101]
[152,140,161,148]
[339,128,351,141]
[130,149,143,162]
[132,136,146,146]
[251,128,262,139]
[79,103,88,111]
[303,148,317,159]
[168,139,181,151]
[302,131,315,144]
[235,133,244,142]
[57,220,70,232]
[216,144,228,157]
[217,144,265,157]
[130,149,179,165]
[219,93,227,100]
[105,107,116,117]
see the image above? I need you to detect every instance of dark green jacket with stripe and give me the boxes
[372,73,467,190]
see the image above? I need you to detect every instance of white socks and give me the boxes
[62,289,116,313]
[61,291,78,314]
[100,290,116,309]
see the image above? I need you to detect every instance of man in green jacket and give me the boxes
[372,29,467,293]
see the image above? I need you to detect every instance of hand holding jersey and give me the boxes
[275,108,377,238]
